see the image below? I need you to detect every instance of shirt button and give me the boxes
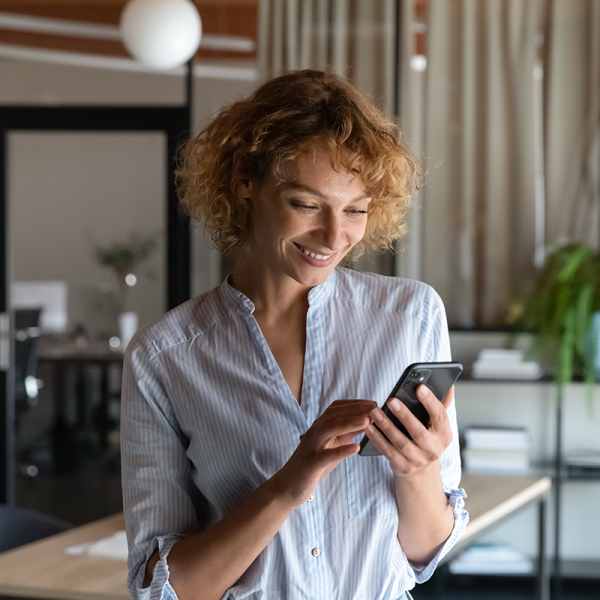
[311,547,320,557]
[307,495,314,502]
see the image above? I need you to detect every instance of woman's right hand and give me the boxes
[273,399,377,509]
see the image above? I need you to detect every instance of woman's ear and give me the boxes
[232,152,255,207]
[237,177,254,207]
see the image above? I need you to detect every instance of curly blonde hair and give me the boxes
[177,69,419,259]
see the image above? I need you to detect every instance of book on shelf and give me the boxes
[449,542,533,575]
[471,348,543,380]
[565,451,600,478]
[462,427,531,474]
[464,427,530,452]
[463,449,531,474]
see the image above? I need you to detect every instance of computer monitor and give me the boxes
[12,281,67,333]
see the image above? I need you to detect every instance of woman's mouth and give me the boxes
[293,243,338,267]
[294,243,332,260]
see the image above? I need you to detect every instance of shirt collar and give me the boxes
[307,268,336,306]
[220,275,256,314]
[220,269,337,314]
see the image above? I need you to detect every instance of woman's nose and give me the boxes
[317,212,344,250]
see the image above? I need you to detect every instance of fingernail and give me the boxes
[417,385,428,399]
[389,398,401,411]
[370,408,384,422]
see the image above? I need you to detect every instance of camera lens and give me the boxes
[411,372,419,378]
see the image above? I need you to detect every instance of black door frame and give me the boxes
[0,103,191,503]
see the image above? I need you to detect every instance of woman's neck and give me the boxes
[230,253,311,321]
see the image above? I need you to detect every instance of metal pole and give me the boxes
[553,391,563,599]
[0,129,15,505]
[388,0,403,278]
[537,496,549,600]
[186,57,194,136]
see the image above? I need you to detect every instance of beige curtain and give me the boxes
[258,0,397,110]
[545,0,600,249]
[419,0,539,328]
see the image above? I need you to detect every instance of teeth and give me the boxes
[300,246,330,260]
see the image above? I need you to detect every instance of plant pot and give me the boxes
[118,311,138,350]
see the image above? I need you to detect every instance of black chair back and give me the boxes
[14,308,42,405]
[0,505,72,553]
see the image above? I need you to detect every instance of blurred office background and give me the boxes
[1,1,599,598]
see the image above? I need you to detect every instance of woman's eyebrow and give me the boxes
[285,182,370,203]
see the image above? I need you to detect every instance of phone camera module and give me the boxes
[411,372,420,378]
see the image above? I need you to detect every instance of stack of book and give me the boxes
[463,427,531,474]
[472,349,543,380]
[565,451,600,478]
[449,542,533,574]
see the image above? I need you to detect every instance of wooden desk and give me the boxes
[444,473,552,600]
[0,474,551,600]
[448,473,551,555]
[0,513,128,600]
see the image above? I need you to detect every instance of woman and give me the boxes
[122,70,468,600]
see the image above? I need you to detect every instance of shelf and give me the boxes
[562,471,600,482]
[443,559,600,580]
[532,464,600,482]
[458,375,553,383]
[560,560,600,580]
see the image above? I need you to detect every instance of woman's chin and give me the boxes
[288,263,338,288]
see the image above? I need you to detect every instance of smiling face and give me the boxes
[240,147,370,291]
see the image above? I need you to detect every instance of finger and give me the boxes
[322,400,378,417]
[310,415,371,445]
[338,429,368,446]
[316,443,360,465]
[315,402,378,427]
[415,385,450,430]
[364,423,409,468]
[378,400,427,444]
[441,385,455,410]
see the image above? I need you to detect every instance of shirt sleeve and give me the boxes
[405,287,470,583]
[121,332,205,600]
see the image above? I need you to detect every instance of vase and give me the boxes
[118,311,138,350]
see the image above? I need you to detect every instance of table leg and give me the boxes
[51,360,78,474]
[536,496,549,600]
[99,362,109,449]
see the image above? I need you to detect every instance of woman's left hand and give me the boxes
[365,385,454,478]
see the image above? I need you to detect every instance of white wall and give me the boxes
[1,56,256,331]
[9,131,166,330]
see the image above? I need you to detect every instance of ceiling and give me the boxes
[0,1,259,60]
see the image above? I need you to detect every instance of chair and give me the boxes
[15,308,42,411]
[0,505,72,553]
[15,309,44,475]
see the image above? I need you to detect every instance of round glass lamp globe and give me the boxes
[120,0,202,69]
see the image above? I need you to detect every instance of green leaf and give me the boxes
[558,245,591,282]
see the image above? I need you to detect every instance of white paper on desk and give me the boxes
[66,530,128,561]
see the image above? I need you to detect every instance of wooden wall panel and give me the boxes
[0,1,258,59]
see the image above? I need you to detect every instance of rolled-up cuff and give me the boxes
[129,533,185,600]
[409,487,469,584]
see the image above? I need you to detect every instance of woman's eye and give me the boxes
[291,202,317,212]
[347,209,368,217]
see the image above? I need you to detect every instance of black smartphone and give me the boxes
[358,361,463,457]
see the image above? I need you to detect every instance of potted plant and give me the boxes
[94,231,159,347]
[512,243,600,408]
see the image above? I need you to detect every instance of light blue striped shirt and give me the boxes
[121,267,468,600]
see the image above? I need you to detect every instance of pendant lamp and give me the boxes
[120,0,202,69]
